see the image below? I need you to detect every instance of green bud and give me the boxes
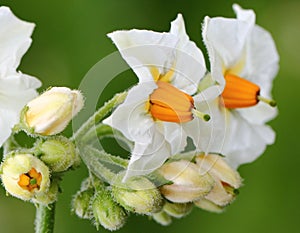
[72,188,94,219]
[194,198,224,214]
[112,174,163,214]
[152,210,172,226]
[92,187,127,231]
[38,136,80,172]
[163,202,193,218]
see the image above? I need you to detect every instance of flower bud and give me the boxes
[158,160,215,203]
[71,177,95,219]
[0,153,50,203]
[194,198,224,213]
[152,211,172,226]
[72,187,94,219]
[92,187,127,231]
[163,202,193,218]
[37,136,80,172]
[112,174,163,214]
[196,154,242,206]
[21,87,84,136]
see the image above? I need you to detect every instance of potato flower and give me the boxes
[201,4,279,167]
[104,14,220,179]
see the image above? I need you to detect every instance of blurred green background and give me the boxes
[0,0,299,232]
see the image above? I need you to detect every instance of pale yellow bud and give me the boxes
[163,202,193,218]
[196,154,241,188]
[152,210,172,226]
[112,174,163,214]
[158,160,215,203]
[196,154,242,206]
[21,87,84,136]
[194,198,224,213]
[0,153,50,203]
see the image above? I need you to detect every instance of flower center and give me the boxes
[18,167,42,192]
[149,81,194,123]
[221,73,276,109]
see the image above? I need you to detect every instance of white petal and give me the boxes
[123,131,171,179]
[222,111,275,168]
[103,82,156,144]
[0,109,18,146]
[108,30,178,83]
[170,14,206,94]
[237,102,278,125]
[202,14,254,71]
[0,7,35,75]
[0,73,41,111]
[184,99,226,154]
[233,4,256,24]
[193,83,223,103]
[162,122,187,154]
[241,25,279,95]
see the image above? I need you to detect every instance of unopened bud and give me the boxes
[21,87,84,136]
[0,153,50,203]
[152,210,172,226]
[196,154,242,206]
[194,198,224,213]
[158,160,215,203]
[163,202,193,218]
[72,177,94,219]
[92,187,127,231]
[196,154,241,188]
[112,174,163,214]
[38,136,80,172]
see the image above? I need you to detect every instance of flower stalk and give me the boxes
[72,91,127,142]
[35,203,56,233]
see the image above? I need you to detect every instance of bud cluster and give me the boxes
[0,87,84,205]
[155,154,242,218]
[0,136,79,205]
[71,153,242,230]
[72,173,164,231]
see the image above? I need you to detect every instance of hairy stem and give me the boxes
[82,124,133,151]
[35,203,55,233]
[71,91,127,142]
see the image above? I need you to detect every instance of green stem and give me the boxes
[87,146,128,168]
[82,146,120,183]
[71,91,127,142]
[82,124,133,151]
[34,203,55,233]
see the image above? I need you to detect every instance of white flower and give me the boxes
[104,14,220,179]
[202,4,279,168]
[0,7,41,146]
